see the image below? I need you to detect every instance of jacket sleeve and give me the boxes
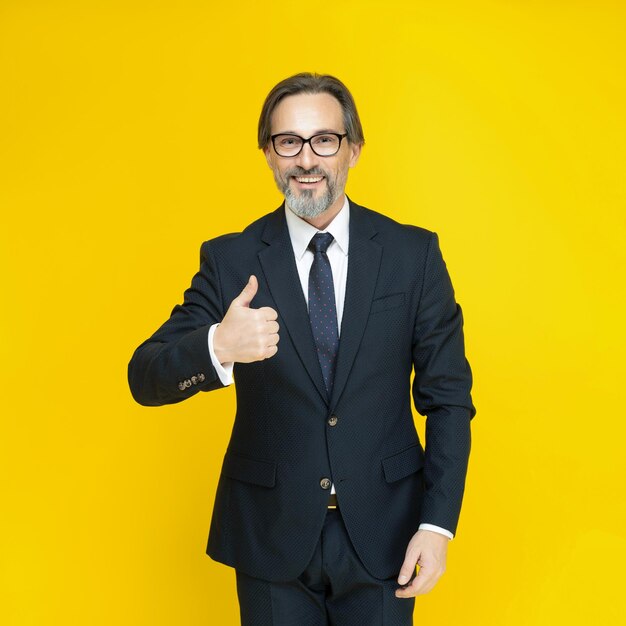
[412,231,476,536]
[128,240,228,406]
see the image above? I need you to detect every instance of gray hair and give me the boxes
[258,72,365,149]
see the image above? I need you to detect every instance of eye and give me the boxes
[278,136,298,146]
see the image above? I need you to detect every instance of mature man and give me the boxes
[128,72,476,625]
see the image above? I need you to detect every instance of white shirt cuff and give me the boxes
[418,523,454,540]
[208,323,234,386]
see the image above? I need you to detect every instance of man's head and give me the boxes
[259,73,364,221]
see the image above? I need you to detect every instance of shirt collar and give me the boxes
[284,195,350,260]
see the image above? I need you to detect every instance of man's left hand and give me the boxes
[395,529,449,598]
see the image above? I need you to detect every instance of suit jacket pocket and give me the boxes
[370,292,406,314]
[221,450,277,488]
[381,443,425,483]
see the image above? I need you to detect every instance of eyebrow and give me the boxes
[275,128,343,135]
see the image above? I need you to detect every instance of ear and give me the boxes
[263,145,274,169]
[348,142,363,168]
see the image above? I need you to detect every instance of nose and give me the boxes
[294,141,318,171]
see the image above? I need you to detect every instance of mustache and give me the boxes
[284,167,327,178]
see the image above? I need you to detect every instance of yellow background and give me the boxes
[1,1,624,624]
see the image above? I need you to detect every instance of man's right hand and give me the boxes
[213,275,279,364]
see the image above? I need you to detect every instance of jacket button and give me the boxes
[320,478,331,490]
[327,415,338,426]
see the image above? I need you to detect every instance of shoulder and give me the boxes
[350,198,436,250]
[198,208,278,260]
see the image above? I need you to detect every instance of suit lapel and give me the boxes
[257,198,382,410]
[258,205,329,403]
[329,198,381,412]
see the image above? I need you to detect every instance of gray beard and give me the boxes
[273,168,341,219]
[284,185,336,219]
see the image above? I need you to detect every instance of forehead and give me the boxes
[271,92,344,135]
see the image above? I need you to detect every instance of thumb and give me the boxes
[398,545,420,585]
[231,275,258,308]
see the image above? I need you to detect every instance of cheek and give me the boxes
[330,163,349,183]
[324,162,340,179]
[272,166,288,181]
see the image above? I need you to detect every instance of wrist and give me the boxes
[418,528,451,541]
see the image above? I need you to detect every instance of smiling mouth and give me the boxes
[292,175,325,186]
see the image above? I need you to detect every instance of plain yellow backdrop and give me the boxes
[1,1,624,624]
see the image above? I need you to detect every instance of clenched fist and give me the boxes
[213,275,280,364]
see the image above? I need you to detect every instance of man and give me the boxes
[128,72,476,625]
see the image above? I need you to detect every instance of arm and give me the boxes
[412,230,475,534]
[208,323,234,386]
[127,240,227,406]
[128,244,279,406]
[418,523,453,540]
[397,231,476,596]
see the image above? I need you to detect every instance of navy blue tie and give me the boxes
[308,232,339,397]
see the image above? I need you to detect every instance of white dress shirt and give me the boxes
[207,195,453,539]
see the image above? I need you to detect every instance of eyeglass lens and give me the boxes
[274,134,341,157]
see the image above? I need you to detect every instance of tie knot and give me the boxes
[308,232,334,254]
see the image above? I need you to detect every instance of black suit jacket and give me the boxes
[128,196,476,582]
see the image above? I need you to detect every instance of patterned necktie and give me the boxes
[307,232,339,397]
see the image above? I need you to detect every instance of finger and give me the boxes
[411,566,439,596]
[264,344,278,359]
[397,547,419,586]
[395,568,430,597]
[266,321,279,334]
[396,564,416,592]
[396,560,442,598]
[258,306,278,321]
[231,275,258,308]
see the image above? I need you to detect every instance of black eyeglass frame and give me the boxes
[270,132,348,157]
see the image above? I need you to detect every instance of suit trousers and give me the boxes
[235,508,416,625]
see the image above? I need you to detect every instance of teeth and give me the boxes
[295,176,323,183]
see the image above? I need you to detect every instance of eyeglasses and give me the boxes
[270,132,348,157]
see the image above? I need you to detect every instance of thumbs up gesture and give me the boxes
[213,275,280,364]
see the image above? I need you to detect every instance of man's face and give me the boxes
[263,92,361,220]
